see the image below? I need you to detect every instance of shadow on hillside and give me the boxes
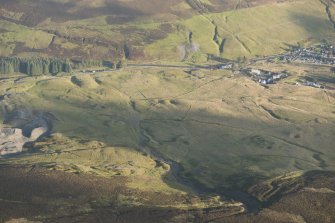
[4,94,333,190]
[1,73,335,212]
[289,11,335,39]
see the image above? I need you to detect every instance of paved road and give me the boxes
[127,63,224,70]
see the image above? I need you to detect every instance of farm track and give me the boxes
[127,63,220,70]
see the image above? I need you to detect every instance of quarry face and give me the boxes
[0,127,47,156]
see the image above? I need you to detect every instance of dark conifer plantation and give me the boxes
[0,57,119,75]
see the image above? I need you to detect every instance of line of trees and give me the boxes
[0,57,71,75]
[72,59,126,70]
[72,59,103,70]
[0,57,125,76]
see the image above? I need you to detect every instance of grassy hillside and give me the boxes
[1,1,335,222]
[0,60,334,222]
[1,0,334,62]
[1,65,334,190]
[146,0,335,61]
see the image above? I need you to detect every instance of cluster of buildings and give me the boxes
[280,44,335,65]
[243,68,289,85]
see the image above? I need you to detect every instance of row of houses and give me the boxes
[80,68,112,74]
[301,81,323,88]
[218,63,233,70]
[296,80,324,89]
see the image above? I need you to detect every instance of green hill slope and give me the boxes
[1,0,334,62]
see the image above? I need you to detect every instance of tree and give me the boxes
[330,67,335,74]
[49,60,59,74]
[112,62,116,69]
[116,59,127,69]
[123,44,130,59]
[42,60,50,74]
[64,58,72,73]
